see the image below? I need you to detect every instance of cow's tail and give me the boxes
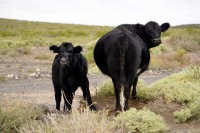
[118,33,127,111]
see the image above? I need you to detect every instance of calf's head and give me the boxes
[136,21,170,48]
[49,42,82,66]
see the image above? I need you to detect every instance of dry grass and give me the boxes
[35,53,52,60]
[0,75,7,82]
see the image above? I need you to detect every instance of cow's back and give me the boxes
[94,28,121,76]
[94,25,145,77]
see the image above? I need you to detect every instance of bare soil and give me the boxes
[0,46,199,133]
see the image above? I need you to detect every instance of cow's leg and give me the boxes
[80,76,97,111]
[132,77,138,100]
[53,83,61,110]
[63,89,74,112]
[112,78,121,111]
[124,82,132,110]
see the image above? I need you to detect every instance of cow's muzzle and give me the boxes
[152,38,161,45]
[60,58,69,66]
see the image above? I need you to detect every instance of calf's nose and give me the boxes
[60,58,69,65]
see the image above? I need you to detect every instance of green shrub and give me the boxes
[174,97,200,123]
[111,108,168,133]
[138,66,200,103]
[150,44,169,54]
[174,108,192,123]
[97,79,147,97]
[97,79,114,97]
[188,65,200,79]
[173,48,187,64]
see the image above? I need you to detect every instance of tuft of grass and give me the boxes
[16,47,31,55]
[0,75,7,81]
[0,49,8,55]
[0,97,112,133]
[172,48,187,64]
[97,79,114,97]
[19,109,112,133]
[149,49,191,70]
[111,108,168,133]
[0,98,43,132]
[150,44,169,54]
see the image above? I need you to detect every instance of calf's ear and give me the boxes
[49,45,59,53]
[161,23,170,32]
[74,46,82,53]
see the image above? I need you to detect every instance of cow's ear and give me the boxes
[135,23,145,35]
[49,45,59,53]
[161,23,170,32]
[74,46,82,53]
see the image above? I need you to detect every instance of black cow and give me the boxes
[94,21,170,111]
[49,42,96,112]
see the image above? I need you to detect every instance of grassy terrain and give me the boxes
[0,97,168,133]
[0,18,200,71]
[97,66,200,124]
[1,67,199,132]
[1,18,200,132]
[0,18,112,48]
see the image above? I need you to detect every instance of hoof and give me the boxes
[132,96,137,100]
[90,105,97,112]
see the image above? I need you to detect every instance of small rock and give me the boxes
[29,73,37,77]
[149,70,153,73]
[36,68,40,71]
[7,74,14,78]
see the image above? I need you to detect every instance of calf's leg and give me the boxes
[53,83,61,110]
[81,76,97,111]
[63,89,74,112]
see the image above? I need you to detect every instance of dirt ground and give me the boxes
[0,47,199,133]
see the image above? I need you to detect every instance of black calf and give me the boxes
[50,42,96,111]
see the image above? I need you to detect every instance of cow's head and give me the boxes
[49,42,82,66]
[135,21,170,48]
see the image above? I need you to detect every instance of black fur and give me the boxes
[50,42,96,112]
[93,21,170,111]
